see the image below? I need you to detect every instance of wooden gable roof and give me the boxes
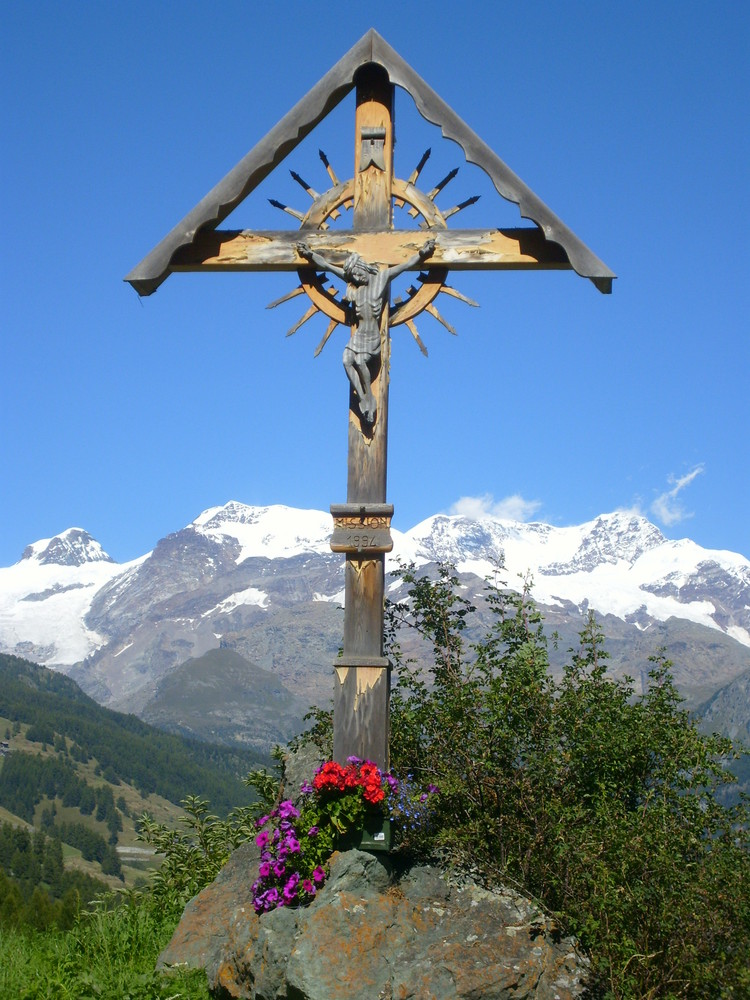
[126,29,615,296]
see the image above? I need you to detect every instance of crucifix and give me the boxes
[126,31,614,773]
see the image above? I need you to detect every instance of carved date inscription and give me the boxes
[330,513,393,554]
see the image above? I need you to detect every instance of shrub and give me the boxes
[380,563,750,999]
[137,794,259,908]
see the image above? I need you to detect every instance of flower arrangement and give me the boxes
[251,757,437,914]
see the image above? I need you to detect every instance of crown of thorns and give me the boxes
[343,253,379,278]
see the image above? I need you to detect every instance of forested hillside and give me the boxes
[0,651,272,945]
[0,653,268,815]
[0,820,114,930]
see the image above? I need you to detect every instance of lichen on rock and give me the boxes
[159,846,587,999]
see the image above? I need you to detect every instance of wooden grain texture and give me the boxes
[343,558,386,656]
[126,29,614,296]
[333,664,390,767]
[353,65,393,231]
[170,227,571,272]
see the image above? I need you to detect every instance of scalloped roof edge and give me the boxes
[125,28,615,296]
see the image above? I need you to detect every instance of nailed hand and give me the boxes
[419,238,436,259]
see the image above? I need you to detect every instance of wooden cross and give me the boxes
[126,32,614,772]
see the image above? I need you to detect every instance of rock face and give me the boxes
[159,847,587,999]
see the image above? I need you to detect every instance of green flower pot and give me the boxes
[358,812,392,852]
[338,812,392,853]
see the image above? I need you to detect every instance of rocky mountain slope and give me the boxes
[1,503,749,747]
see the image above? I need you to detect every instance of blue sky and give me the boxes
[2,2,748,566]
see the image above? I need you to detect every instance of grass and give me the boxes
[0,892,210,1000]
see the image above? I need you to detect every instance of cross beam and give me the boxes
[170,227,571,272]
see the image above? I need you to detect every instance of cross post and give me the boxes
[330,65,394,769]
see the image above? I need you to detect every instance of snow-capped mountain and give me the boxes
[401,511,750,648]
[0,528,143,666]
[21,527,115,567]
[1,503,749,742]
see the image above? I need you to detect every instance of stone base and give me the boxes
[158,846,588,999]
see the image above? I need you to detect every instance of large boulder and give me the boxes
[159,846,588,999]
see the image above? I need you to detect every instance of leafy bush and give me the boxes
[379,563,750,999]
[136,794,259,908]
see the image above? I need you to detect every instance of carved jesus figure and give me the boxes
[297,239,435,423]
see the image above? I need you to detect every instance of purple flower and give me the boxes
[300,781,314,795]
[255,831,270,848]
[278,800,300,820]
[258,861,272,878]
[282,873,300,903]
[312,866,326,884]
[307,826,319,837]
[428,784,439,794]
[273,860,286,878]
[347,755,363,765]
[302,879,314,894]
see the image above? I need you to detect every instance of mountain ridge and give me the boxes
[1,502,749,749]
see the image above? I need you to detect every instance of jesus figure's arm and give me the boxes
[296,242,347,281]
[386,238,436,281]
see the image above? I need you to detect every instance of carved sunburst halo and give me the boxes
[266,148,479,359]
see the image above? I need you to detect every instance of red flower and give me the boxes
[363,784,385,805]
[312,759,386,804]
[313,761,348,793]
[343,766,360,789]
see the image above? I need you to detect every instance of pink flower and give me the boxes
[312,866,326,884]
[278,800,300,820]
[283,872,300,902]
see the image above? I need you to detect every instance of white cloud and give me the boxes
[449,493,542,522]
[616,503,645,518]
[650,465,705,526]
